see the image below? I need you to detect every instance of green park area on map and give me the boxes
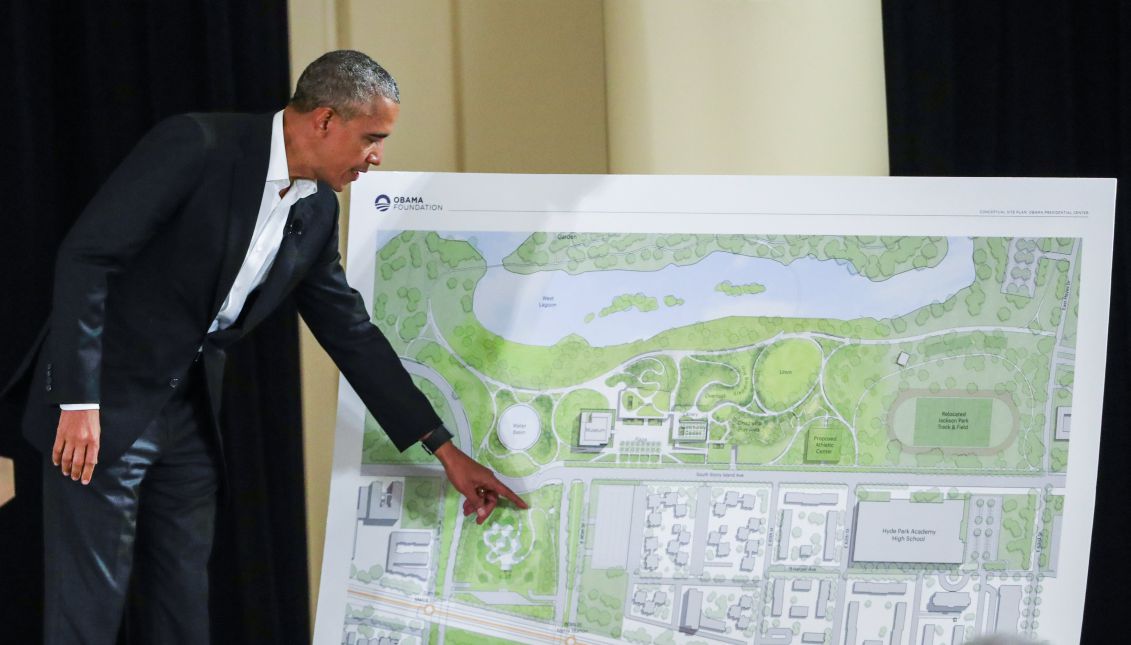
[913,397,992,447]
[360,233,1079,474]
[805,427,844,462]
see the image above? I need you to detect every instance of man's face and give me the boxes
[316,96,400,191]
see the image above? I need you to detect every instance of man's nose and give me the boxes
[367,151,381,166]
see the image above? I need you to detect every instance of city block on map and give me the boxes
[338,232,1078,645]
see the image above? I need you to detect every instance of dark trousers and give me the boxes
[42,360,220,645]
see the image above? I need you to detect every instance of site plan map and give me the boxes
[314,174,1115,645]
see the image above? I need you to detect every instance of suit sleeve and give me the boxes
[294,200,442,451]
[48,114,208,404]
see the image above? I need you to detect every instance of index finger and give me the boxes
[492,478,528,509]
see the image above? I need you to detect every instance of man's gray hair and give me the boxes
[290,50,400,118]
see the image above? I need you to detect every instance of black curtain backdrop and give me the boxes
[882,3,1129,642]
[0,2,310,643]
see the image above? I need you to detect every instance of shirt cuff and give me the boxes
[60,403,100,411]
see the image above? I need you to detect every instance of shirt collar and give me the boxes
[268,110,318,200]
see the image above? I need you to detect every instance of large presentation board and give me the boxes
[314,173,1115,645]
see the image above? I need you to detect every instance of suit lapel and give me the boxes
[209,114,274,320]
[238,198,312,330]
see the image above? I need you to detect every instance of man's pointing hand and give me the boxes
[433,442,528,524]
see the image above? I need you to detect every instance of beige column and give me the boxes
[0,456,13,508]
[603,0,889,175]
[341,0,609,174]
[452,0,608,173]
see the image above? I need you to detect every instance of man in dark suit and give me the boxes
[18,50,525,644]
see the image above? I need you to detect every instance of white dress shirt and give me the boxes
[63,110,317,411]
[209,110,318,332]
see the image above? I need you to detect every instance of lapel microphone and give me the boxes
[286,218,304,237]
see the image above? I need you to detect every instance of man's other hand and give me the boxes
[433,442,528,524]
[53,409,101,485]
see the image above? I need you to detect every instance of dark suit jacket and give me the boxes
[18,112,439,467]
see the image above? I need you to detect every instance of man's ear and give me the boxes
[312,107,334,134]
